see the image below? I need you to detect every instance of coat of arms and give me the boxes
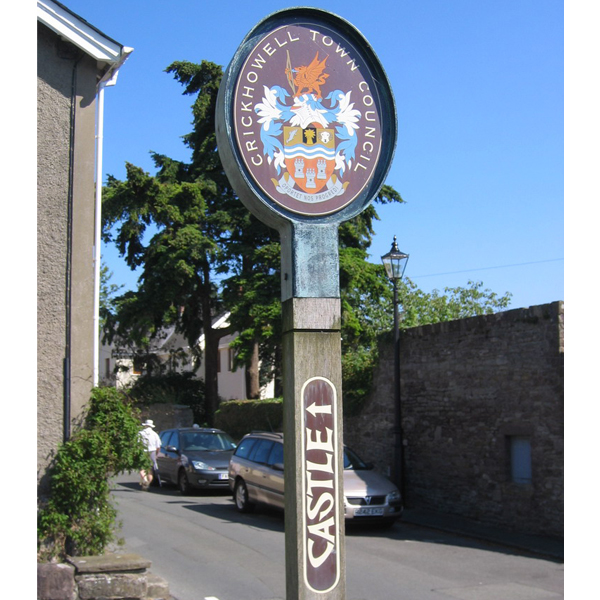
[254,51,363,204]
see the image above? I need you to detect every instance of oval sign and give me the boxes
[217,8,397,228]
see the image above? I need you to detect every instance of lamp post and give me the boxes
[381,236,409,496]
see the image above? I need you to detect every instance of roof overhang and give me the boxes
[37,0,133,83]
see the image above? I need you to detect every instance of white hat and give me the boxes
[142,419,155,428]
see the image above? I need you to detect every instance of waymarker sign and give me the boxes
[302,376,340,592]
[216,8,396,599]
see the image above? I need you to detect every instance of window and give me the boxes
[132,356,145,375]
[508,436,532,484]
[105,358,111,378]
[249,439,275,464]
[267,442,284,467]
[169,431,180,451]
[344,447,369,470]
[160,431,173,447]
[235,437,257,459]
[228,348,236,372]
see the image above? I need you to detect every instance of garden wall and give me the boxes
[344,301,564,538]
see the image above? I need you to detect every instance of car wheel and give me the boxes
[234,479,254,513]
[178,469,190,495]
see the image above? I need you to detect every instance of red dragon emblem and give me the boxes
[286,52,329,99]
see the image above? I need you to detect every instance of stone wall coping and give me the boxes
[402,300,563,339]
[67,552,151,574]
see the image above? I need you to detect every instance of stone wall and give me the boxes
[137,403,194,432]
[344,301,563,538]
[38,553,170,600]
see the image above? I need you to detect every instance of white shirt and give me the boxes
[139,427,161,452]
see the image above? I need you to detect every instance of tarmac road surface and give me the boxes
[110,472,563,600]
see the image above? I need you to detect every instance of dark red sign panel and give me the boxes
[232,21,385,217]
[302,377,340,592]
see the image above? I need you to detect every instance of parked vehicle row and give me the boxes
[154,427,403,526]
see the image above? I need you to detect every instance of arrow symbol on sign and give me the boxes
[306,402,332,417]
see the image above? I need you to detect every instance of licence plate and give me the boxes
[218,473,229,480]
[354,507,384,516]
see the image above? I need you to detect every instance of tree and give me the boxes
[102,61,237,423]
[99,263,122,330]
[220,227,282,398]
[102,59,406,410]
[397,278,513,328]
[102,58,511,420]
[221,184,406,399]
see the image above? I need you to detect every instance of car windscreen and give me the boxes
[180,432,237,451]
[343,447,370,470]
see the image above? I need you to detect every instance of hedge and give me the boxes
[214,398,283,441]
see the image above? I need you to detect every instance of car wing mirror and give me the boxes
[166,445,179,453]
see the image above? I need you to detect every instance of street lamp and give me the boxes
[381,236,409,497]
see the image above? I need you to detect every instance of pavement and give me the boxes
[402,507,564,562]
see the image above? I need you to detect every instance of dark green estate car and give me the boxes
[156,427,237,494]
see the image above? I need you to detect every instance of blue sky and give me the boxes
[63,0,563,310]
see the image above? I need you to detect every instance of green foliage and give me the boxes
[127,372,208,425]
[339,250,393,349]
[342,347,379,417]
[102,61,238,422]
[38,388,149,561]
[101,58,513,421]
[398,279,513,328]
[214,399,283,441]
[343,278,513,415]
[102,59,408,411]
[99,263,123,330]
[221,230,283,396]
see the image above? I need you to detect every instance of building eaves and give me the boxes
[107,312,233,358]
[37,0,132,77]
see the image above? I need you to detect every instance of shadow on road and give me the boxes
[111,477,562,563]
[183,496,287,533]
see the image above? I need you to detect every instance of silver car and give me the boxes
[228,432,403,525]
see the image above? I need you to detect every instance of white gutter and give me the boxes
[93,47,133,386]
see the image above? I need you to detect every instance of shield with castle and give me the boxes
[254,50,363,207]
[283,123,336,194]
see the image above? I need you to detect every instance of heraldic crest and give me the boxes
[254,51,363,204]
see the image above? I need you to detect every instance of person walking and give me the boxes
[139,419,162,490]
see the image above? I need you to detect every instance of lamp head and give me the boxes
[381,236,409,281]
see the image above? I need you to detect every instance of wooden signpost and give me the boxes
[216,8,396,598]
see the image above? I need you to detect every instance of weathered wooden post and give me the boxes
[216,8,396,598]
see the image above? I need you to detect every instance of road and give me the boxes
[110,472,563,600]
